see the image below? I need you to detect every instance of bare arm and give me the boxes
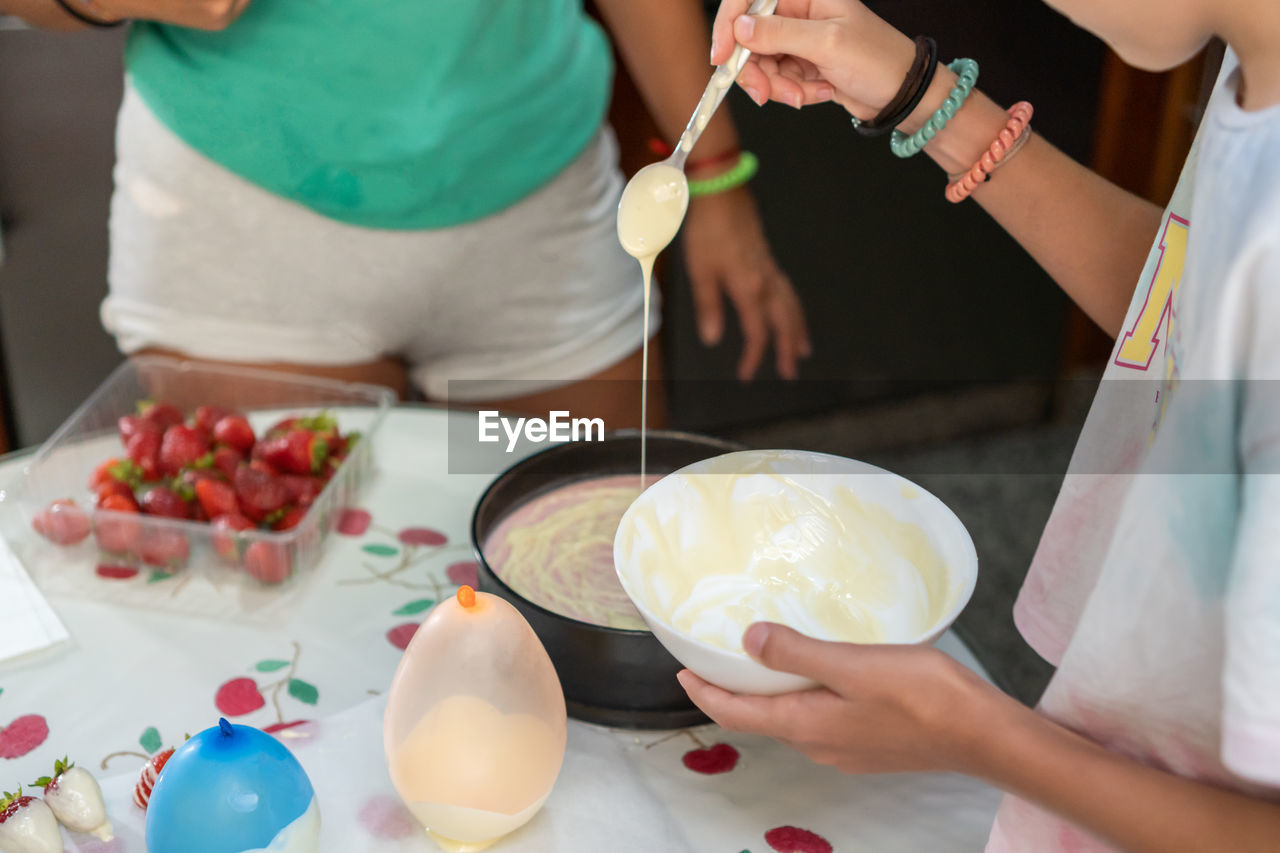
[898,74,1162,337]
[0,0,250,31]
[681,625,1280,853]
[0,0,91,30]
[592,0,741,168]
[713,0,1165,337]
[978,688,1280,852]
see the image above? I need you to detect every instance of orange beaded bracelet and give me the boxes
[945,101,1034,203]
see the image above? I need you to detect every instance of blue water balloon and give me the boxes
[146,718,318,853]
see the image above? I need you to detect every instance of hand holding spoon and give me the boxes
[617,0,777,484]
[616,0,778,260]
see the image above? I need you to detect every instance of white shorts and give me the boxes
[103,82,658,401]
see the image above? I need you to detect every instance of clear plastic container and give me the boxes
[8,356,394,622]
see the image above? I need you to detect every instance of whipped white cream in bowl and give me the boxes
[613,449,978,695]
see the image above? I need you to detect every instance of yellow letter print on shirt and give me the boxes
[1114,215,1189,371]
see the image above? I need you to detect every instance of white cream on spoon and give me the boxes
[617,0,777,482]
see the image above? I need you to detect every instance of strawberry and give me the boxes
[125,429,162,481]
[248,458,279,477]
[258,429,328,476]
[194,404,236,434]
[133,746,174,810]
[211,446,244,480]
[117,414,158,445]
[212,414,256,454]
[264,412,336,441]
[97,486,139,511]
[211,513,255,562]
[262,416,301,440]
[94,493,142,555]
[234,466,288,520]
[179,467,223,489]
[88,456,142,491]
[279,474,324,508]
[32,757,112,839]
[31,499,91,546]
[272,506,307,531]
[195,479,238,519]
[138,528,190,570]
[94,478,136,507]
[138,400,184,432]
[159,425,209,477]
[140,485,192,519]
[0,788,61,853]
[244,541,292,584]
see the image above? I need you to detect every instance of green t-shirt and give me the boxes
[126,1,614,230]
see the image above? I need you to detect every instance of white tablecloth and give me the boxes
[0,407,1001,852]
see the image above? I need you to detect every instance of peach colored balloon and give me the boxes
[384,588,566,851]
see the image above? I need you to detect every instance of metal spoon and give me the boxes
[616,0,778,258]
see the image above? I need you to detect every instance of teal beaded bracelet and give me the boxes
[889,58,979,159]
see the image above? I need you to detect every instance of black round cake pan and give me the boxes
[471,429,744,730]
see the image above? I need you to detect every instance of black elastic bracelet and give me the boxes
[52,0,124,28]
[853,36,938,137]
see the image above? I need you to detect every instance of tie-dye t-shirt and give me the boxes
[988,51,1280,851]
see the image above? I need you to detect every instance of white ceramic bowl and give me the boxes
[613,450,979,695]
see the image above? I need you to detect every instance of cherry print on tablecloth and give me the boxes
[100,725,171,772]
[95,564,138,581]
[213,641,318,732]
[216,677,266,716]
[764,826,834,853]
[386,622,420,651]
[0,713,49,760]
[335,508,372,536]
[339,517,470,592]
[358,794,419,839]
[646,729,741,775]
[683,742,740,774]
[93,563,193,598]
[446,560,479,589]
[398,527,447,547]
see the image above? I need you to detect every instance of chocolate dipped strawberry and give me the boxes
[133,747,174,810]
[0,788,61,853]
[32,757,112,840]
